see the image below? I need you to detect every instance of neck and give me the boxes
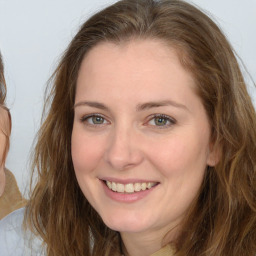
[120,227,177,256]
[121,233,161,256]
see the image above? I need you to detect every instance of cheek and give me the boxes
[148,133,209,178]
[71,131,104,174]
[71,130,105,205]
[71,126,108,176]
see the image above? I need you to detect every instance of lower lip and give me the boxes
[101,180,158,203]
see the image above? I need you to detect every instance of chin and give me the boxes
[101,213,152,233]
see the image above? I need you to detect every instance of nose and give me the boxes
[104,126,143,171]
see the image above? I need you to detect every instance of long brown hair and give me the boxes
[25,0,256,255]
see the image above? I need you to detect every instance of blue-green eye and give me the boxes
[148,115,175,127]
[81,115,108,125]
[91,116,105,124]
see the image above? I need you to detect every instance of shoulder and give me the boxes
[0,208,45,255]
[0,208,26,255]
[4,169,22,195]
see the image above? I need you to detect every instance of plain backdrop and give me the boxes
[0,0,255,196]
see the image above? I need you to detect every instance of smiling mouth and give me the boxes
[104,180,159,193]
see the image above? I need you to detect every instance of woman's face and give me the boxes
[72,40,216,238]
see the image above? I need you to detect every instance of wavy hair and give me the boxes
[25,0,256,255]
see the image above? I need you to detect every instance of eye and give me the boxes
[80,114,109,126]
[147,114,176,128]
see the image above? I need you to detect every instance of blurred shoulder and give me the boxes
[0,170,27,219]
[0,208,26,255]
[0,208,45,255]
[0,207,25,234]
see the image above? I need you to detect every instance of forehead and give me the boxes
[77,39,196,93]
[75,39,204,116]
[82,39,183,68]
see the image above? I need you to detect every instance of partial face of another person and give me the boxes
[0,106,9,196]
[72,40,217,238]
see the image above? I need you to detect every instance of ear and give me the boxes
[207,142,221,167]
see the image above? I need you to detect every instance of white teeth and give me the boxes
[116,183,124,193]
[112,182,117,192]
[147,182,154,189]
[125,183,134,193]
[105,181,157,193]
[106,181,111,189]
[141,183,147,190]
[134,183,141,192]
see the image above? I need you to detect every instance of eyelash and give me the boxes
[80,113,176,128]
[80,114,109,127]
[146,114,176,128]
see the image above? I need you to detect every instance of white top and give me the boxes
[0,208,45,256]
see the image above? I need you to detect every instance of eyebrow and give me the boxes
[136,100,188,111]
[74,100,188,112]
[74,101,109,111]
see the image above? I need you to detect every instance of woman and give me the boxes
[0,53,26,220]
[0,0,255,255]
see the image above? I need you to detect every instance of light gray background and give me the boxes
[0,0,255,196]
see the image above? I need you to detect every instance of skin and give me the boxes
[71,40,217,256]
[0,107,9,196]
